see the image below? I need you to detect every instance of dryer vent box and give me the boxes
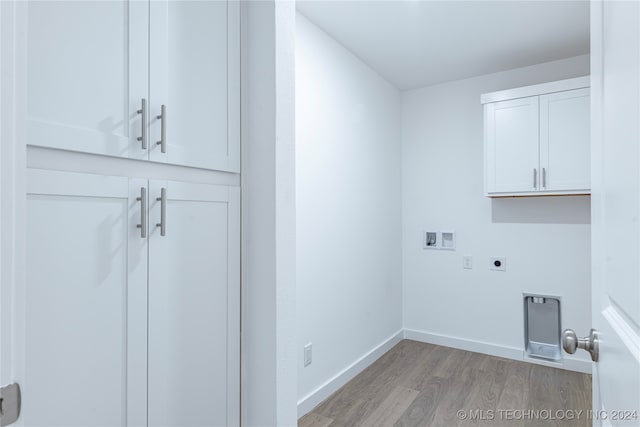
[524,295,561,361]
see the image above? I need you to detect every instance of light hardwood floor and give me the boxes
[299,340,591,427]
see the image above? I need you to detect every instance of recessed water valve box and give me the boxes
[423,231,438,249]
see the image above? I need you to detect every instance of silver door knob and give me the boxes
[562,328,599,362]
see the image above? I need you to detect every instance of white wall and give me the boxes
[243,2,297,426]
[296,12,403,411]
[402,55,593,369]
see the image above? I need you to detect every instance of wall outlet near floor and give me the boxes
[463,255,473,269]
[304,343,313,367]
[490,257,506,271]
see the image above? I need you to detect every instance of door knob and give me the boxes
[562,328,599,362]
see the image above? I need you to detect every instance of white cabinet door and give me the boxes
[22,169,148,426]
[149,1,240,172]
[26,1,149,160]
[485,96,540,194]
[147,180,240,427]
[540,88,590,192]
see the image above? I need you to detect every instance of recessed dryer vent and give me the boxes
[524,295,561,361]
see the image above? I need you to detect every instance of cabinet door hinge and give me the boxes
[0,383,21,426]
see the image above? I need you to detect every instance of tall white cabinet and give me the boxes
[26,0,240,172]
[12,1,241,426]
[26,0,148,160]
[147,181,240,427]
[25,171,149,426]
[483,77,590,197]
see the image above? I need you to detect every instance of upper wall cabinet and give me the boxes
[482,77,590,197]
[26,1,240,173]
[485,96,540,194]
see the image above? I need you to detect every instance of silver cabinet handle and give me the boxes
[533,168,537,189]
[562,328,599,362]
[156,187,166,236]
[136,187,147,238]
[156,105,167,153]
[137,98,147,150]
[542,168,547,188]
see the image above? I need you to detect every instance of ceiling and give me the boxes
[296,1,590,90]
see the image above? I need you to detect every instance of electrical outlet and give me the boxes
[304,343,312,367]
[490,257,506,271]
[463,255,473,269]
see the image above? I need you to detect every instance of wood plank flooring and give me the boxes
[299,340,592,427]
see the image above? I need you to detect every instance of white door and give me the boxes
[539,88,590,192]
[20,169,148,426]
[147,180,240,427]
[149,0,241,172]
[485,96,540,193]
[584,1,640,425]
[26,1,149,160]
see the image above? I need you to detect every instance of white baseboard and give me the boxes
[297,328,591,419]
[404,329,592,374]
[403,328,523,360]
[296,329,404,418]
